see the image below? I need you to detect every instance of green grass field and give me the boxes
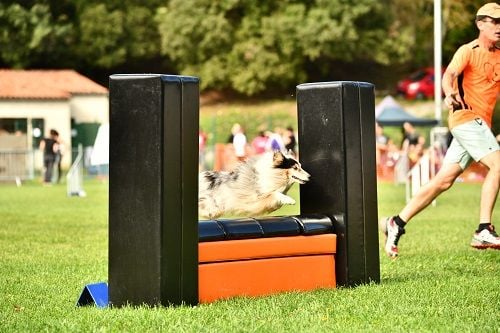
[0,179,498,332]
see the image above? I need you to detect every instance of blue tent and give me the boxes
[375,96,438,126]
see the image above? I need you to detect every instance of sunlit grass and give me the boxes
[0,179,498,332]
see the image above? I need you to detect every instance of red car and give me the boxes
[397,67,444,100]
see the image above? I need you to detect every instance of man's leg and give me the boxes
[380,163,463,258]
[471,150,500,249]
[399,162,463,222]
[478,150,500,223]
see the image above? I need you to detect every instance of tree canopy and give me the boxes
[0,0,483,95]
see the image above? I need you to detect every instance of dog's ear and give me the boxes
[272,150,284,166]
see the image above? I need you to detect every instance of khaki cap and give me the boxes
[477,3,500,19]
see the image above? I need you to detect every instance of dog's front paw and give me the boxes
[276,193,296,205]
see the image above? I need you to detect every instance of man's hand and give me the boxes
[444,93,465,111]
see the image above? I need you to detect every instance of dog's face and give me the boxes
[272,151,310,184]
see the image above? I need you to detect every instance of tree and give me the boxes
[76,3,161,69]
[442,0,487,62]
[0,0,485,95]
[77,4,126,68]
[0,3,73,68]
[156,0,420,95]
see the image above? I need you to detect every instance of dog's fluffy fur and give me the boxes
[198,150,310,219]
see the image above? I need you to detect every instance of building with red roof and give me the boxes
[0,69,109,175]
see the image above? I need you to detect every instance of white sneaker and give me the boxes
[379,217,405,258]
[470,225,500,249]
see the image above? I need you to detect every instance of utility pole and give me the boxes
[434,0,443,124]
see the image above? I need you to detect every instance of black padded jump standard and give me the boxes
[108,76,380,307]
[297,81,380,286]
[108,75,199,306]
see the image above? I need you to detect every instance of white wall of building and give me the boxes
[0,100,72,168]
[0,94,109,170]
[70,95,109,124]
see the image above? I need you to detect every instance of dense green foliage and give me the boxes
[0,0,486,94]
[156,0,400,94]
[0,179,498,332]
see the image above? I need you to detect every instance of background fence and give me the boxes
[0,147,107,183]
[0,150,37,181]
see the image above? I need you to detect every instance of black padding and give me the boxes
[197,215,333,242]
[297,81,380,286]
[108,74,199,306]
[293,214,334,235]
[178,76,201,305]
[216,218,264,240]
[254,216,301,237]
[198,220,226,242]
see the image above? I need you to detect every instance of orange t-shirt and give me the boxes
[446,40,500,129]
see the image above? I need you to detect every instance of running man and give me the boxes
[381,2,500,257]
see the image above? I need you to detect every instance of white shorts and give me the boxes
[443,118,499,170]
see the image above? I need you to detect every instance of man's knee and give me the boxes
[480,151,500,174]
[432,163,462,192]
[436,178,454,192]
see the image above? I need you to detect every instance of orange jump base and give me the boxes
[198,234,337,303]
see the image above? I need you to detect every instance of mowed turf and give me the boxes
[0,179,498,332]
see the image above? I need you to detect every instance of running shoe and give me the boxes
[379,216,405,258]
[470,225,500,249]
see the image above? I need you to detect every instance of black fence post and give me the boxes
[108,74,199,306]
[297,81,380,286]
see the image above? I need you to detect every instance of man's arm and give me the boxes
[442,67,466,111]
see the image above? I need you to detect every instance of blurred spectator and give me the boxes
[231,123,247,162]
[251,131,268,154]
[55,132,65,183]
[375,122,399,178]
[401,122,421,149]
[375,122,389,166]
[39,129,59,185]
[401,122,425,165]
[283,126,297,156]
[226,125,235,143]
[408,136,426,165]
[199,128,208,170]
[266,128,285,151]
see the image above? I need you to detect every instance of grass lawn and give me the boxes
[0,179,499,332]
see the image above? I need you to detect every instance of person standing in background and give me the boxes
[231,123,247,162]
[251,131,269,155]
[54,131,65,183]
[375,122,390,167]
[283,126,297,156]
[199,128,208,171]
[39,129,59,185]
[266,128,286,152]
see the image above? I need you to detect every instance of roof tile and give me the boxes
[0,69,108,100]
